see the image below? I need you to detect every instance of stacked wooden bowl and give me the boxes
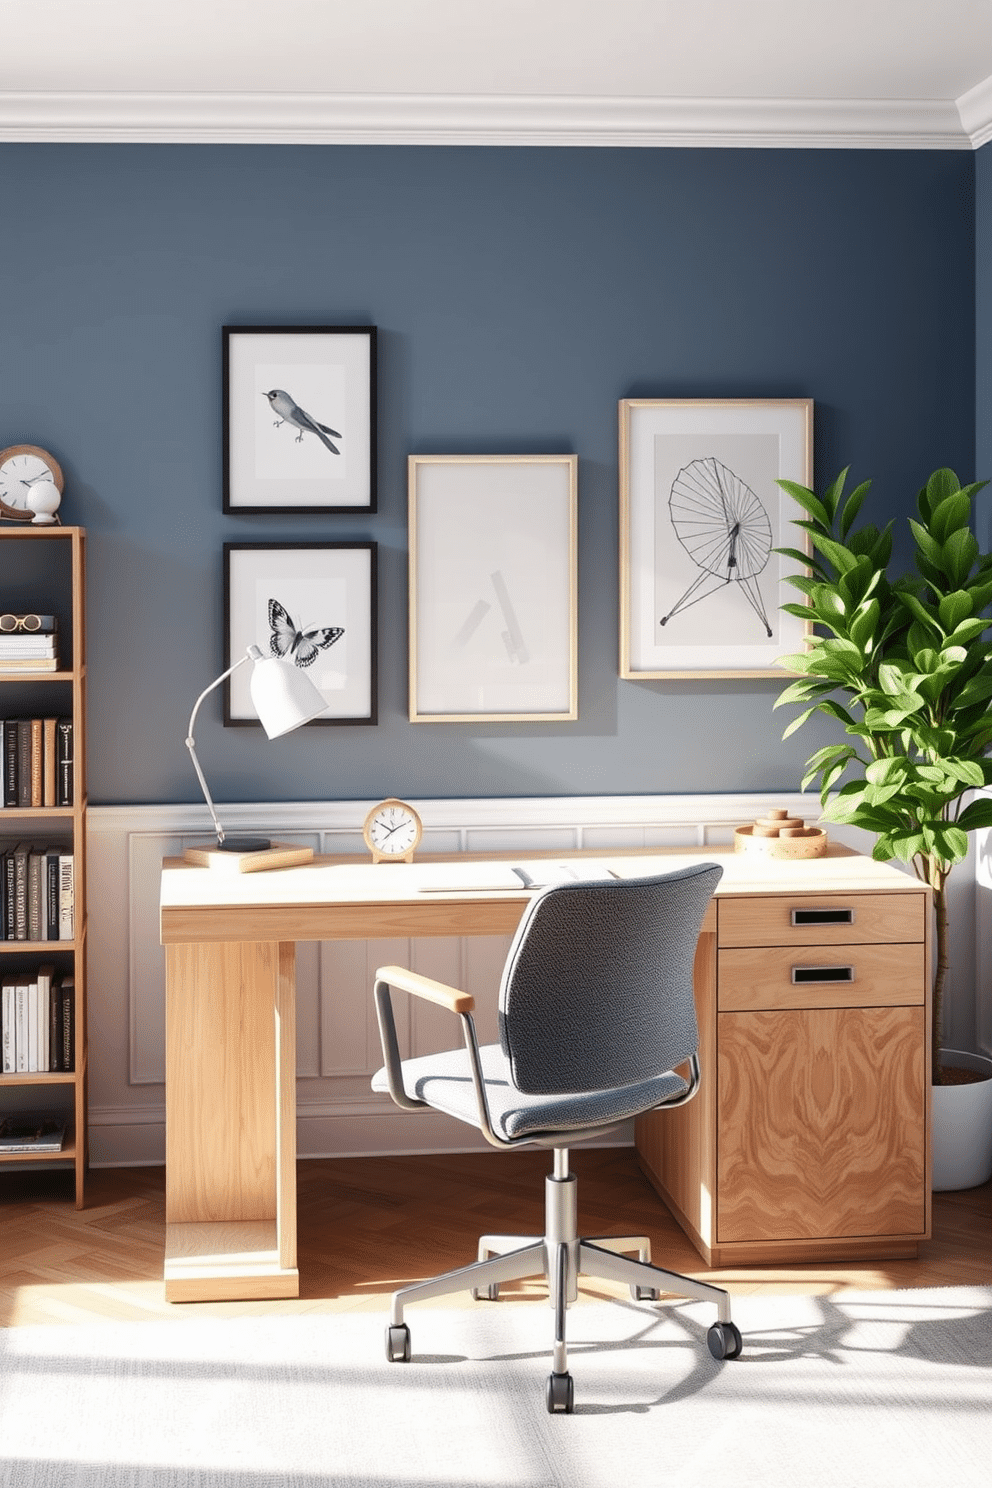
[733,807,827,859]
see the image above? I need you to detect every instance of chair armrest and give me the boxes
[375,964,475,1014]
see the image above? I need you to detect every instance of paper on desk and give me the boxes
[416,861,621,892]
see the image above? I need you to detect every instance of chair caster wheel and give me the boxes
[546,1371,574,1414]
[707,1321,743,1360]
[630,1284,659,1301]
[385,1324,412,1362]
[472,1283,500,1301]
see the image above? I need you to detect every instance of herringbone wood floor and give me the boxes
[1,1149,989,1327]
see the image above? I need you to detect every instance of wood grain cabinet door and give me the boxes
[716,1005,926,1243]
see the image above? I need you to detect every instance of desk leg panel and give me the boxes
[166,940,281,1225]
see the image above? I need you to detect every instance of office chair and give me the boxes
[371,863,743,1414]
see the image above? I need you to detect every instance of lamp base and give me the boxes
[182,840,315,873]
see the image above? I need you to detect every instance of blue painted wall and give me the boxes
[977,140,992,548]
[0,144,977,805]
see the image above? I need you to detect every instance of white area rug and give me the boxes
[1,1288,990,1488]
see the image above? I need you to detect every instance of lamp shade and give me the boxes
[247,644,328,737]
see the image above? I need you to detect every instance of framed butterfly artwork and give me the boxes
[224,542,377,725]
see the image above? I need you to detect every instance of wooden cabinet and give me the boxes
[0,526,88,1206]
[636,876,931,1266]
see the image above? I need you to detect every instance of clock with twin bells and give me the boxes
[362,799,423,863]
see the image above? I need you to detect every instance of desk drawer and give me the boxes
[718,942,926,1011]
[717,891,925,949]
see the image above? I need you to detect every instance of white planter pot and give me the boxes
[932,1048,992,1192]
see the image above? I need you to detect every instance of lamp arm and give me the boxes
[185,652,251,847]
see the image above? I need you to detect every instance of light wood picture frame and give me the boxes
[409,454,578,723]
[224,541,377,725]
[619,398,813,679]
[223,325,376,513]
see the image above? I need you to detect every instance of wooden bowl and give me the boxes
[733,824,827,860]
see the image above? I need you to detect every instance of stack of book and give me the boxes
[0,615,59,673]
[1,965,75,1072]
[0,717,73,807]
[1,841,74,941]
[0,1113,68,1153]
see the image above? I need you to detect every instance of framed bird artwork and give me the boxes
[223,325,377,513]
[224,541,377,724]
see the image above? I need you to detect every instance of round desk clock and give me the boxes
[0,445,64,524]
[363,799,423,863]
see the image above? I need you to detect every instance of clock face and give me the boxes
[0,447,63,518]
[364,799,422,859]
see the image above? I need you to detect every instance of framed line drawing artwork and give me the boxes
[223,325,376,513]
[619,398,813,679]
[409,455,578,723]
[224,542,377,725]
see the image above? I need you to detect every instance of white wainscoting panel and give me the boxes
[85,792,981,1167]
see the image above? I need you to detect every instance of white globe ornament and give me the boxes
[27,479,61,525]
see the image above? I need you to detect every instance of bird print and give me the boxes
[264,389,342,455]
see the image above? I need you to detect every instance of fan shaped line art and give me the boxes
[660,456,774,637]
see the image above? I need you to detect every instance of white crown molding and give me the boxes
[0,90,975,149]
[958,74,992,149]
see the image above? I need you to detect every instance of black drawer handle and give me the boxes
[791,965,855,984]
[791,907,855,926]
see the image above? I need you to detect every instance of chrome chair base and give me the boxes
[385,1148,741,1412]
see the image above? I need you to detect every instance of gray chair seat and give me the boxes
[372,1042,689,1141]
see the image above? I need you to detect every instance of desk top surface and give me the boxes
[160,844,924,945]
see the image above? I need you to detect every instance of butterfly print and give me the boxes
[268,598,344,668]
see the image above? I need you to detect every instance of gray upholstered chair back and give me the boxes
[498,864,722,1095]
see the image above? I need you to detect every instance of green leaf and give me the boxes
[947,618,990,645]
[909,519,944,570]
[848,598,880,652]
[781,707,816,739]
[809,531,860,575]
[922,468,962,514]
[865,757,908,785]
[945,758,986,788]
[942,527,980,587]
[838,480,872,540]
[939,590,973,630]
[929,492,972,545]
[957,798,992,832]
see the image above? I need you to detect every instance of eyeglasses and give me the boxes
[0,614,50,632]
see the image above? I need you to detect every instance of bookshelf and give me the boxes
[0,525,87,1206]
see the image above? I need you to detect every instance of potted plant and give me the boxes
[774,466,992,1190]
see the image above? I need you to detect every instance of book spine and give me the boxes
[43,718,57,807]
[58,854,74,941]
[27,979,39,1072]
[30,719,43,807]
[17,721,32,807]
[49,972,61,1070]
[3,849,14,939]
[1,980,14,1072]
[27,850,43,941]
[36,964,53,1073]
[3,720,17,806]
[14,843,28,939]
[46,850,60,940]
[61,976,75,1072]
[15,982,28,1071]
[57,719,73,807]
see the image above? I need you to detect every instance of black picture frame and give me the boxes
[224,541,377,725]
[223,325,377,514]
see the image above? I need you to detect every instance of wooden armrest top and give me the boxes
[375,964,475,1014]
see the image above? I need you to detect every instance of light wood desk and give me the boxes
[160,846,930,1301]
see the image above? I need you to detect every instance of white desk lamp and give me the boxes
[183,643,327,871]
